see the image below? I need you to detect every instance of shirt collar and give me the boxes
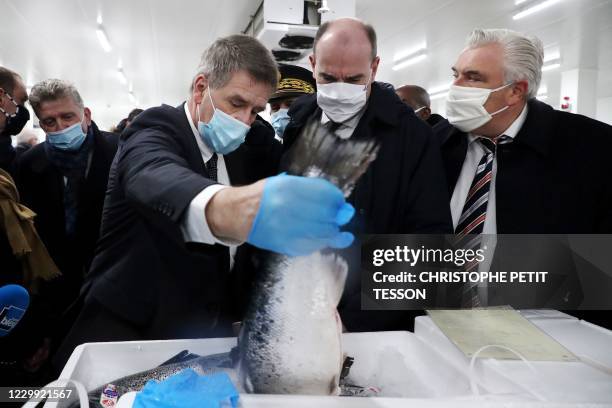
[468,103,528,144]
[184,101,215,161]
[320,108,366,139]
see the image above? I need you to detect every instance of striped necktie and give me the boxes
[455,137,497,237]
[454,137,497,307]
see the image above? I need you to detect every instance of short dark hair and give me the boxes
[396,85,430,108]
[313,20,377,61]
[0,66,20,94]
[127,108,144,122]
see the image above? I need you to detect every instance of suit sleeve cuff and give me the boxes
[181,184,243,246]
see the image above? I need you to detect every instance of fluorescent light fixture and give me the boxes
[392,49,428,71]
[128,82,134,93]
[428,82,452,95]
[117,69,127,85]
[544,51,561,62]
[513,0,562,20]
[542,63,561,72]
[96,25,112,52]
[515,0,530,4]
[117,59,123,70]
[430,92,449,101]
[128,92,137,104]
[97,14,103,25]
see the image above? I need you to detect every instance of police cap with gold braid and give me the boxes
[269,64,317,102]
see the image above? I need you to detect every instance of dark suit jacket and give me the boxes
[85,103,281,339]
[437,98,612,233]
[436,99,612,315]
[17,122,118,309]
[282,82,453,331]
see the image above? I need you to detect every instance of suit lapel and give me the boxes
[175,102,208,177]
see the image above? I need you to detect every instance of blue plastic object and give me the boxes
[133,369,239,408]
[0,284,30,337]
[247,174,355,256]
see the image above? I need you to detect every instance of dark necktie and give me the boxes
[206,153,218,182]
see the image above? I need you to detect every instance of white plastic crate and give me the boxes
[42,314,612,407]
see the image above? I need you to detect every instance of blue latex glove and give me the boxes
[133,369,238,408]
[248,174,355,256]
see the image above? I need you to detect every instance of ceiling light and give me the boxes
[542,63,561,72]
[392,49,428,71]
[428,82,452,95]
[430,92,449,101]
[96,25,112,53]
[117,69,127,85]
[544,51,561,62]
[513,0,563,20]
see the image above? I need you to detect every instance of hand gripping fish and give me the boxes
[65,120,379,407]
[237,118,380,395]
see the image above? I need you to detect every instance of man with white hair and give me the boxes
[437,29,612,318]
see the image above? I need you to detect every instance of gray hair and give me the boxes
[29,79,84,115]
[466,28,544,100]
[191,34,278,92]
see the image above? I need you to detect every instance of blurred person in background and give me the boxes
[0,66,30,173]
[15,128,39,157]
[17,79,118,348]
[396,84,445,127]
[269,65,316,140]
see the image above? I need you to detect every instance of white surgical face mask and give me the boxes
[316,71,371,123]
[445,83,512,133]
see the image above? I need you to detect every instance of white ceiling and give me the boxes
[1,0,611,129]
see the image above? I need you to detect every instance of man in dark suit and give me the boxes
[396,84,445,127]
[54,35,356,370]
[282,18,453,332]
[437,29,612,322]
[0,66,30,173]
[18,79,118,315]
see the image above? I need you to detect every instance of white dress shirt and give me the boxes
[320,108,366,140]
[450,104,528,302]
[180,103,240,267]
[450,104,529,234]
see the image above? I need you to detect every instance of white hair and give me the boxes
[466,28,544,100]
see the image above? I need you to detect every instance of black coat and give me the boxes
[437,98,612,233]
[282,82,453,332]
[85,104,281,339]
[283,81,453,235]
[436,100,612,324]
[17,122,118,310]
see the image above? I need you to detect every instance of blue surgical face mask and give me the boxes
[270,108,290,138]
[46,121,87,151]
[197,89,250,155]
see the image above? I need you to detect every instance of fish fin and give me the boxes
[244,371,255,393]
[157,350,200,367]
[328,254,348,306]
[329,374,341,395]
